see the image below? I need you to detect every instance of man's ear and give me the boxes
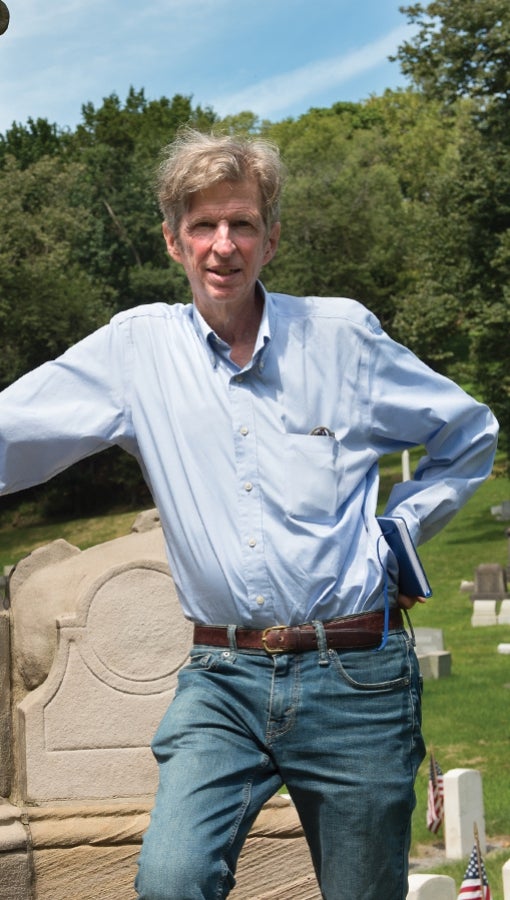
[162,222,182,263]
[263,221,281,266]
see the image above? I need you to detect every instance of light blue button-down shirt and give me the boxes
[0,285,498,626]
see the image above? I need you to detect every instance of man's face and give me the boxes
[162,179,280,319]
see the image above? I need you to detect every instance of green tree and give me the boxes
[0,117,69,170]
[395,1,510,462]
[264,105,407,327]
[395,0,510,129]
[364,92,472,371]
[0,154,110,387]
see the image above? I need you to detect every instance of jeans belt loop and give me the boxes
[227,624,238,652]
[312,620,330,666]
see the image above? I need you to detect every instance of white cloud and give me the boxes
[212,24,410,117]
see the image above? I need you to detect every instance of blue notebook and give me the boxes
[377,515,432,598]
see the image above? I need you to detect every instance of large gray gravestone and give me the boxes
[0,520,194,898]
[470,563,507,626]
[7,527,192,804]
[471,563,507,600]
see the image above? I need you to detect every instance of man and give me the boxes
[0,130,498,899]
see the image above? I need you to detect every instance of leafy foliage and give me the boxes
[395,0,510,123]
[0,155,111,387]
[394,0,510,460]
[265,107,405,326]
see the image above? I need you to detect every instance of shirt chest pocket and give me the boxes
[283,433,343,521]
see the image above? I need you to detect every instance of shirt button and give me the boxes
[240,426,249,436]
[235,375,244,383]
[244,482,253,492]
[256,595,265,606]
[248,537,257,547]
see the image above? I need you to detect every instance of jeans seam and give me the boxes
[408,644,425,778]
[265,655,301,743]
[212,778,255,900]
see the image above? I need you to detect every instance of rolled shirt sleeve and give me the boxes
[367,324,499,544]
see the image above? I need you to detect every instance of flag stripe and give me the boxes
[426,754,444,833]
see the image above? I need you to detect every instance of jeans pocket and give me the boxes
[330,634,413,692]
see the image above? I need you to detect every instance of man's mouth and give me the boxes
[208,267,241,276]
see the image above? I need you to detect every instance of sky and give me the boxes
[0,0,416,135]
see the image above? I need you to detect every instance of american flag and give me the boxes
[457,843,492,899]
[426,753,444,833]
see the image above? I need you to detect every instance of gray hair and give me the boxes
[156,129,285,234]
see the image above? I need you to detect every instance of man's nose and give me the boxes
[212,223,235,255]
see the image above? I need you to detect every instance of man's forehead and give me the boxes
[185,179,263,216]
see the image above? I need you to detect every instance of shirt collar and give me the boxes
[192,281,272,371]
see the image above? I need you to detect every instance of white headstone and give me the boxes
[414,628,444,654]
[502,858,510,900]
[443,769,486,859]
[418,651,452,680]
[498,599,510,625]
[414,628,451,679]
[406,874,456,899]
[471,599,498,627]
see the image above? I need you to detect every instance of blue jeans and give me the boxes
[135,628,425,900]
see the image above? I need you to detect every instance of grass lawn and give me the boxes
[0,505,142,571]
[380,452,510,898]
[1,452,510,895]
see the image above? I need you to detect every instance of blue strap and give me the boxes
[374,534,390,652]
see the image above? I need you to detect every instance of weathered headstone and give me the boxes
[414,628,451,679]
[471,563,507,600]
[490,501,510,521]
[470,564,506,625]
[1,524,194,898]
[471,599,498,626]
[406,874,456,899]
[414,628,444,655]
[498,599,510,625]
[443,769,486,859]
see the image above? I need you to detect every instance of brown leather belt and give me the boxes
[193,609,403,654]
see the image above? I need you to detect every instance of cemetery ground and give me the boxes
[1,451,510,897]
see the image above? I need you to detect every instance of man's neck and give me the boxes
[198,289,264,368]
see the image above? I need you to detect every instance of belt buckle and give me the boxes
[262,625,288,654]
